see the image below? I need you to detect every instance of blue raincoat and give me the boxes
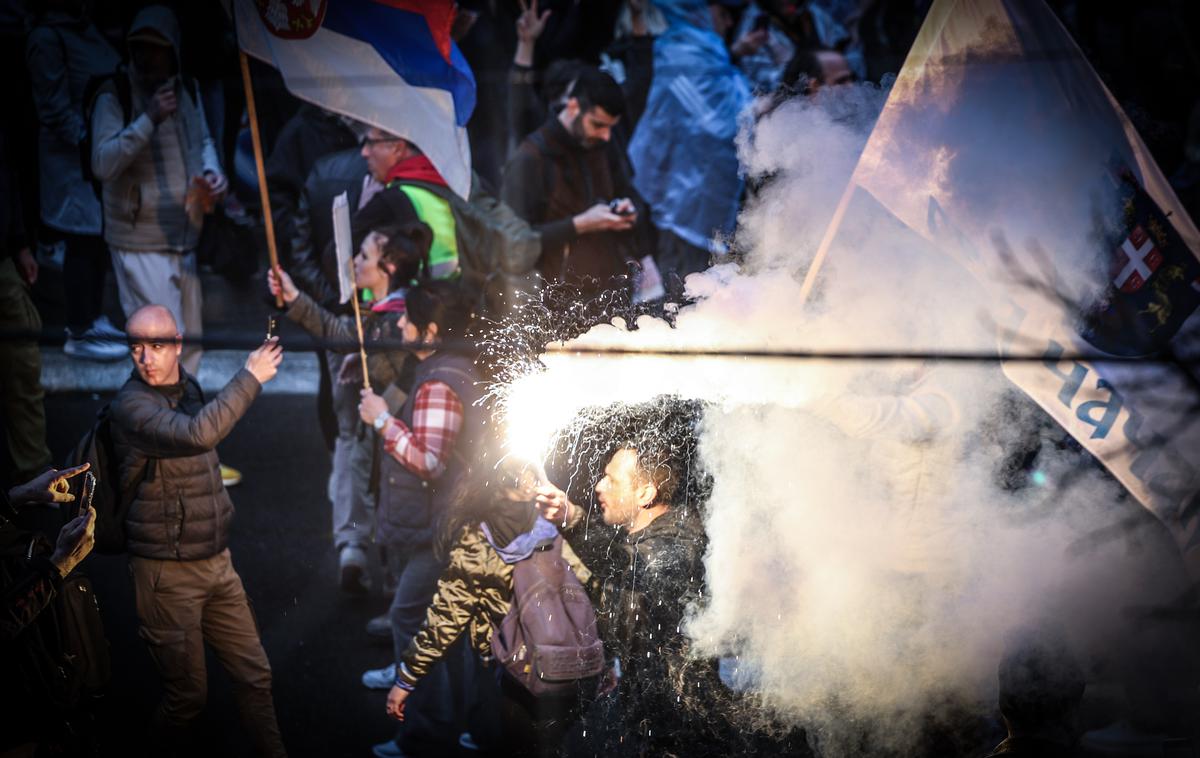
[627,0,751,253]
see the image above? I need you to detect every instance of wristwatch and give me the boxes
[373,410,391,432]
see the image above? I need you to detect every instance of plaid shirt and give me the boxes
[381,381,464,479]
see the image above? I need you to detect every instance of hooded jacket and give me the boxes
[110,367,260,560]
[90,5,221,252]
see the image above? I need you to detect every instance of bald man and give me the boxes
[109,305,288,756]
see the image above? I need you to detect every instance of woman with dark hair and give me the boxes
[383,458,597,758]
[352,278,488,756]
[267,189,431,596]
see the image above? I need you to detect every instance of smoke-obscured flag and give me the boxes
[833,0,1200,574]
[234,0,474,199]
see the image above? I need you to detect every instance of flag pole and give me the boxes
[797,180,857,305]
[239,51,283,308]
[346,258,371,391]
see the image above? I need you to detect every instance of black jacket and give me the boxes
[568,508,731,752]
[0,494,65,748]
[111,368,260,560]
[287,147,369,307]
[502,116,650,290]
[266,104,357,276]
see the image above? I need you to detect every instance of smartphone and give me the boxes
[608,199,635,217]
[266,315,277,341]
[69,471,96,521]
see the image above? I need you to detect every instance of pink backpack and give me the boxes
[491,535,605,696]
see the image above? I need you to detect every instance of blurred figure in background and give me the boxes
[26,0,125,361]
[626,0,751,292]
[0,132,51,485]
[90,5,226,377]
[503,67,648,297]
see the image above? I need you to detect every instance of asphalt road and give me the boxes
[45,391,409,758]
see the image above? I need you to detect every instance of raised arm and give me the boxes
[113,370,262,457]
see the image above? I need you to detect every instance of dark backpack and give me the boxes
[65,404,149,555]
[2,533,111,712]
[491,535,605,696]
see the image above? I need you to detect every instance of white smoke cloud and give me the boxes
[498,83,1196,755]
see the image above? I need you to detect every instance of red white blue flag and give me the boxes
[235,0,475,198]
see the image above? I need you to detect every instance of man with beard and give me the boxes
[502,66,648,296]
[535,444,734,756]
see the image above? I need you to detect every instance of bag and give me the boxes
[53,572,112,701]
[491,535,605,696]
[65,404,148,555]
[3,534,111,711]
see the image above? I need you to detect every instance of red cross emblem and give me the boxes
[256,0,328,41]
[1112,225,1162,293]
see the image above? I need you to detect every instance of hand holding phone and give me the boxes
[69,471,96,522]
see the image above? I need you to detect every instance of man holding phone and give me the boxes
[502,66,649,296]
[108,304,287,756]
[90,5,226,378]
[2,464,98,755]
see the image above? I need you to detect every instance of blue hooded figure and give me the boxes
[627,0,751,283]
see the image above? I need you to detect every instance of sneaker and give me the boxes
[362,662,396,690]
[366,613,392,641]
[37,240,64,272]
[339,545,370,595]
[63,327,128,362]
[458,732,480,751]
[220,464,242,487]
[90,315,126,340]
[371,740,407,758]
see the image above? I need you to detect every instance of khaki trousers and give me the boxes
[130,549,286,757]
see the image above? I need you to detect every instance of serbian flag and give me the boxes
[808,0,1200,577]
[235,0,475,198]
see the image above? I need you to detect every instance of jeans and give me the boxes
[386,544,446,664]
[328,352,374,552]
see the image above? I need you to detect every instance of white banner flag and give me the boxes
[333,191,354,305]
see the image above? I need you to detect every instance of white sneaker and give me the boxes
[90,315,126,340]
[63,327,128,362]
[361,663,396,690]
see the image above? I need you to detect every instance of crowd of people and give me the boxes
[1,0,1198,756]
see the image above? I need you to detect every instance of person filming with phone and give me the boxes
[502,66,650,297]
[90,5,227,379]
[107,304,288,756]
[2,462,98,755]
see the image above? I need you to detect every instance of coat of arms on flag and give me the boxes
[257,0,327,39]
[1081,168,1200,357]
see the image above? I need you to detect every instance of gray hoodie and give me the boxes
[90,5,221,252]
